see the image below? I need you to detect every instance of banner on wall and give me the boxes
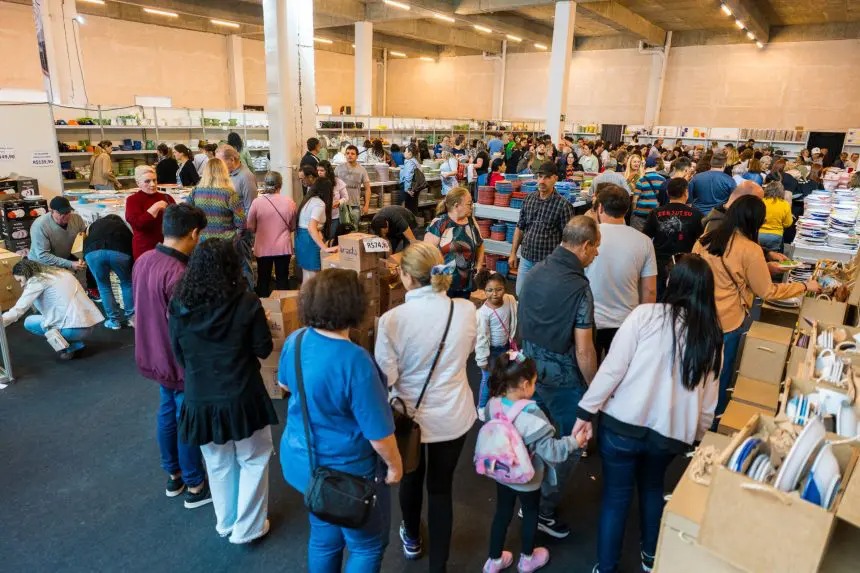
[32,0,53,102]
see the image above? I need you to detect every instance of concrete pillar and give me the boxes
[354,21,373,116]
[226,35,246,110]
[32,0,87,106]
[545,1,575,141]
[262,0,317,200]
[643,31,672,129]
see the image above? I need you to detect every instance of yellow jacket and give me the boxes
[760,197,793,236]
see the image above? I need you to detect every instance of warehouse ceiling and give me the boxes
[8,0,860,58]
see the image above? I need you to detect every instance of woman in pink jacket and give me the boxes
[247,171,297,297]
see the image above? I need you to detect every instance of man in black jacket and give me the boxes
[300,137,321,171]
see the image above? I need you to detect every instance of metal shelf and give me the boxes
[475,204,520,223]
[59,150,156,157]
[484,239,512,256]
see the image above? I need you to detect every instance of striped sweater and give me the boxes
[633,171,666,218]
[187,186,246,241]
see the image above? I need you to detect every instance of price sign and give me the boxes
[31,151,55,167]
[362,237,390,253]
[0,147,15,161]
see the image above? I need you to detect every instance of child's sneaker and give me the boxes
[483,551,513,572]
[517,547,549,572]
[399,521,422,560]
[641,550,655,571]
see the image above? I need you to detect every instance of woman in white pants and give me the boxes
[168,238,279,544]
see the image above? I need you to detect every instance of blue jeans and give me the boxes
[524,340,587,514]
[714,324,748,429]
[308,468,390,573]
[597,425,675,573]
[515,257,536,297]
[478,345,509,409]
[23,315,92,353]
[84,249,133,323]
[758,232,783,253]
[157,386,204,487]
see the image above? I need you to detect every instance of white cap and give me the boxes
[811,147,821,155]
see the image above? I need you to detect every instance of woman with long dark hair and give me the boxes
[168,239,279,544]
[693,195,819,422]
[295,178,337,281]
[573,255,724,573]
[317,159,350,237]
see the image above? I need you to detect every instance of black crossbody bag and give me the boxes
[295,329,377,528]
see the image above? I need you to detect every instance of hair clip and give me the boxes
[431,260,456,276]
[507,349,526,363]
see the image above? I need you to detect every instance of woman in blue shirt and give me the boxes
[399,144,422,213]
[279,269,402,572]
[390,143,405,167]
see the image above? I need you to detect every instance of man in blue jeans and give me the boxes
[82,214,134,330]
[133,204,212,508]
[518,216,600,538]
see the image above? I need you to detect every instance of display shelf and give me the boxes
[786,242,857,263]
[248,148,270,152]
[474,204,520,223]
[59,150,156,157]
[484,239,512,256]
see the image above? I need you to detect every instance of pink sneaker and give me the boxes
[517,547,550,572]
[483,551,513,572]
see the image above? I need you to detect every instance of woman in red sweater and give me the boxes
[126,165,176,260]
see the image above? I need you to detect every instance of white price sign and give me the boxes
[0,147,15,161]
[31,151,55,168]
[362,237,390,253]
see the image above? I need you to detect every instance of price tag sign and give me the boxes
[0,147,15,161]
[362,237,390,253]
[31,151,55,168]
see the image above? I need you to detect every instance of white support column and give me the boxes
[643,31,672,129]
[32,0,87,106]
[262,0,317,200]
[354,21,373,116]
[226,35,246,111]
[545,1,575,142]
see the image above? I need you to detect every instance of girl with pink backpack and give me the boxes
[475,351,589,573]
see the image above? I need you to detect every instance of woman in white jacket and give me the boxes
[375,241,476,572]
[573,254,723,573]
[3,259,103,359]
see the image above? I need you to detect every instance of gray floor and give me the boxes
[0,323,687,572]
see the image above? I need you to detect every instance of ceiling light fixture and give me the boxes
[79,0,105,5]
[74,15,86,24]
[390,51,407,57]
[720,3,732,16]
[735,19,745,29]
[746,31,755,40]
[420,56,435,62]
[506,34,522,42]
[143,8,178,18]
[534,43,547,50]
[211,19,240,29]
[313,37,334,44]
[473,24,492,34]
[756,41,764,49]
[433,13,455,23]
[383,0,410,10]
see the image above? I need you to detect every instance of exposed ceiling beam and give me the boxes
[321,26,475,58]
[374,19,502,53]
[721,0,771,43]
[454,0,555,15]
[470,13,553,45]
[577,1,666,46]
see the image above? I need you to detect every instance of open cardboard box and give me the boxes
[699,414,860,573]
[800,297,849,326]
[737,322,794,385]
[779,376,860,437]
[731,375,781,411]
[717,400,775,436]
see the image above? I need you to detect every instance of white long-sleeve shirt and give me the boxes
[475,294,518,369]
[375,285,477,443]
[577,304,718,448]
[3,270,103,330]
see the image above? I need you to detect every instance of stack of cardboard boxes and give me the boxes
[0,197,48,256]
[259,290,300,400]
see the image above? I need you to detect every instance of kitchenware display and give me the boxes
[773,418,826,492]
[801,443,842,508]
[837,403,859,438]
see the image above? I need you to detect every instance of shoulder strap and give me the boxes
[293,329,317,473]
[415,299,455,410]
[504,399,533,422]
[490,304,513,343]
[263,194,291,229]
[718,238,750,316]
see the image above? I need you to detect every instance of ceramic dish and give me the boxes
[773,418,826,492]
[801,443,841,507]
[823,476,842,510]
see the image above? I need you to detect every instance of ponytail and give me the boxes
[489,352,537,398]
[436,186,470,217]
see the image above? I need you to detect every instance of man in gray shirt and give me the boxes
[29,196,87,271]
[216,144,257,215]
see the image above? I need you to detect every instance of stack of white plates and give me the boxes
[796,219,828,245]
[788,263,814,283]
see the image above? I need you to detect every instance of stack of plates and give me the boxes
[827,201,860,249]
[788,263,813,283]
[796,219,828,245]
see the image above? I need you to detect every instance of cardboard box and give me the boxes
[699,414,860,573]
[0,176,39,197]
[337,232,388,271]
[731,375,781,411]
[717,400,774,436]
[737,322,793,384]
[259,338,285,369]
[0,248,22,311]
[266,311,300,340]
[261,290,300,315]
[800,297,848,326]
[259,366,286,399]
[349,323,375,353]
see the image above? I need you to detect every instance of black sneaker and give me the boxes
[184,482,213,509]
[641,550,655,572]
[399,521,423,560]
[536,512,570,539]
[166,475,185,498]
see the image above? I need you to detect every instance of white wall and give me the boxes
[0,2,44,92]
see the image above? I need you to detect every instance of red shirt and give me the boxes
[488,172,505,187]
[125,191,176,260]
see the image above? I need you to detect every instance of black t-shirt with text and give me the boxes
[643,203,705,259]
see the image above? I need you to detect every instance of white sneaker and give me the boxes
[477,407,487,422]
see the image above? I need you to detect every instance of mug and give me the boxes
[816,349,837,376]
[837,403,858,438]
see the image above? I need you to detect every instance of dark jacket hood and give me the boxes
[169,290,257,341]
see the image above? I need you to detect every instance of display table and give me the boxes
[786,242,857,264]
[72,187,189,224]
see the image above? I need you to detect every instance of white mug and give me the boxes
[816,349,837,377]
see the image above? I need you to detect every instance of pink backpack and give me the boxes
[474,399,536,485]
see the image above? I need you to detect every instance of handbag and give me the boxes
[295,329,377,528]
[390,300,455,474]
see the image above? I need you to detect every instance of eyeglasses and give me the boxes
[484,287,505,293]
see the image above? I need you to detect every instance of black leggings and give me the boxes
[489,483,541,559]
[399,434,467,572]
[399,188,419,214]
[255,255,291,297]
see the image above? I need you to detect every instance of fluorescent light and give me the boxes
[420,56,434,62]
[506,34,522,42]
[720,3,732,16]
[314,37,333,44]
[473,24,493,34]
[383,0,410,10]
[756,41,764,49]
[211,19,240,29]
[746,31,755,40]
[735,19,745,29]
[433,13,455,23]
[74,15,86,24]
[389,51,407,57]
[351,44,356,48]
[534,43,547,50]
[143,8,178,18]
[79,0,105,4]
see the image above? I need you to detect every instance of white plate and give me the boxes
[773,417,826,492]
[823,475,842,510]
